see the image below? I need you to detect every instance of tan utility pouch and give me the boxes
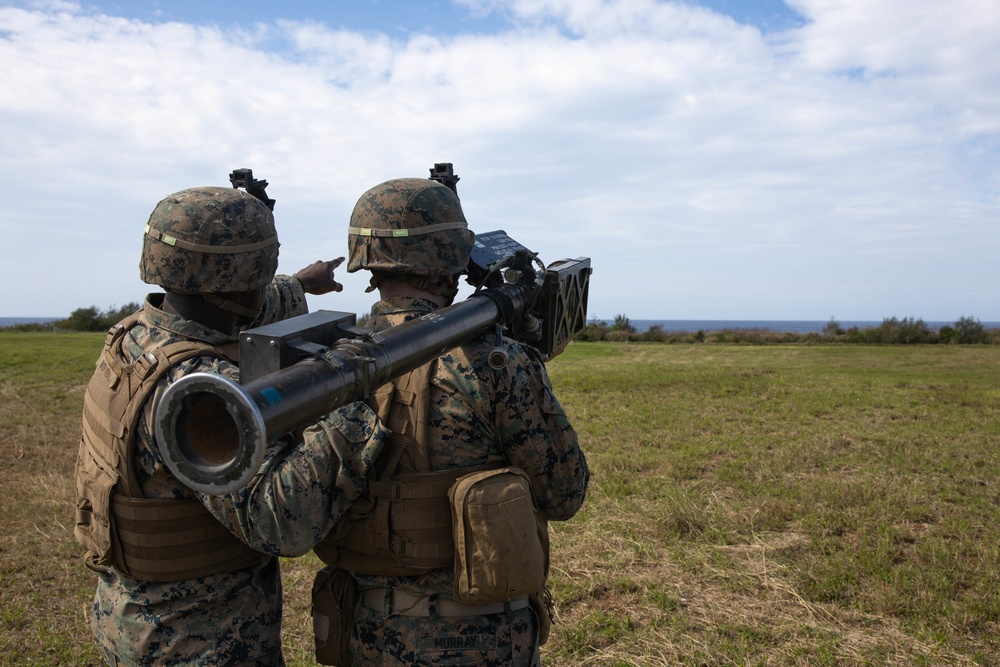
[449,467,549,606]
[312,566,359,666]
[530,587,554,645]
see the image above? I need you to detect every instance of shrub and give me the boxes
[576,320,609,342]
[706,328,799,345]
[563,314,1000,347]
[641,324,666,342]
[610,314,636,334]
[54,303,142,332]
[58,306,102,332]
[953,315,987,344]
[822,317,845,337]
[847,317,934,344]
[605,329,633,342]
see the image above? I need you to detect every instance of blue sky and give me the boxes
[80,0,805,35]
[1,0,997,321]
[92,0,507,33]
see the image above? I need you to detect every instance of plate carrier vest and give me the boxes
[74,313,262,582]
[314,359,502,576]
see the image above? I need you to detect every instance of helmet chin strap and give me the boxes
[365,272,387,294]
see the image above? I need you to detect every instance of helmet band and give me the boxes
[144,224,278,254]
[348,221,468,238]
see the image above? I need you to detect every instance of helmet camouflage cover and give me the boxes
[347,178,474,277]
[139,187,279,293]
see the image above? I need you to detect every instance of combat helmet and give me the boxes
[347,178,474,281]
[139,187,279,294]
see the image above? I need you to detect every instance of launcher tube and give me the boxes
[154,281,534,494]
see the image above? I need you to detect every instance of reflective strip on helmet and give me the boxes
[144,224,278,254]
[348,221,469,238]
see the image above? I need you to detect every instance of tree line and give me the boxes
[2,303,142,333]
[3,307,998,346]
[576,314,999,345]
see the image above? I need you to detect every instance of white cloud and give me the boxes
[0,0,997,321]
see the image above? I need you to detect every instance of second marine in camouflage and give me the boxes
[311,177,589,666]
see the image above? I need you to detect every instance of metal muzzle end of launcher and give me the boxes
[154,372,267,495]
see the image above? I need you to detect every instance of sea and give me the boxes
[602,319,1000,333]
[3,316,999,333]
[0,317,60,328]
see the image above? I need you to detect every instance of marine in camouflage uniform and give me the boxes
[313,178,589,666]
[75,186,389,666]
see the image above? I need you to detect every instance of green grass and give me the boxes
[543,343,1000,665]
[2,334,999,665]
[0,332,106,666]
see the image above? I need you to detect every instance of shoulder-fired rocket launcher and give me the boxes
[153,165,592,494]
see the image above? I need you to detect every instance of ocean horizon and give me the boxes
[4,316,1000,334]
[1,317,62,327]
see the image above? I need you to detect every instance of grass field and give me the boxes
[1,333,998,665]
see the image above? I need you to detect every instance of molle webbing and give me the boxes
[111,496,260,581]
[75,313,260,582]
[318,463,499,575]
[314,360,501,576]
[362,473,457,561]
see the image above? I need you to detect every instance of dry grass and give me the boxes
[2,334,999,666]
[537,343,1000,666]
[0,333,103,665]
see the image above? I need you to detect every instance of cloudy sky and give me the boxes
[1,0,997,322]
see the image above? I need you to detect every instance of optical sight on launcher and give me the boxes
[154,164,591,495]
